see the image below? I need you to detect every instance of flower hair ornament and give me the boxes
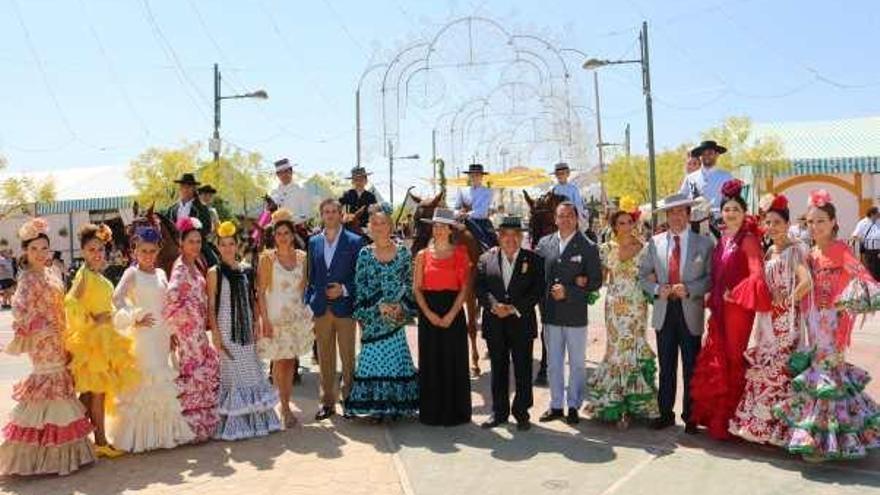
[758,193,789,214]
[175,216,202,234]
[808,189,832,208]
[95,223,113,244]
[271,208,294,226]
[721,178,744,199]
[216,221,237,239]
[18,217,49,242]
[618,195,641,222]
[133,225,162,245]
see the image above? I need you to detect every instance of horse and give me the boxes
[522,189,568,384]
[409,190,485,377]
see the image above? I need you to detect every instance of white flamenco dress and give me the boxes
[108,267,195,452]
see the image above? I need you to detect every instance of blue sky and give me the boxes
[1,0,877,199]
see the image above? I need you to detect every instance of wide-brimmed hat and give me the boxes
[690,140,727,157]
[464,163,489,175]
[654,193,698,212]
[419,208,458,225]
[551,162,571,175]
[173,173,200,186]
[197,184,217,194]
[274,158,295,172]
[496,215,526,231]
[346,166,373,179]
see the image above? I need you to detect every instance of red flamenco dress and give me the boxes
[690,222,771,439]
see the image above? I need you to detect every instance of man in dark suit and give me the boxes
[305,198,365,420]
[339,166,377,233]
[476,216,545,431]
[166,173,217,266]
[535,201,602,425]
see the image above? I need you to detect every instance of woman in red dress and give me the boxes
[690,179,772,439]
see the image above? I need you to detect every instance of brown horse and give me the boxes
[409,191,485,377]
[523,189,568,249]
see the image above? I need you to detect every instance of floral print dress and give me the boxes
[730,242,806,445]
[585,240,659,422]
[164,258,220,442]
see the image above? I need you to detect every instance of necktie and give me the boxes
[669,235,681,285]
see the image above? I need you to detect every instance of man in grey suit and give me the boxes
[536,202,602,425]
[638,193,713,433]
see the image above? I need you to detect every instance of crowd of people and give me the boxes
[0,139,879,478]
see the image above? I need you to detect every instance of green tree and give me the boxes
[128,143,269,216]
[604,145,690,205]
[0,154,56,219]
[701,116,788,177]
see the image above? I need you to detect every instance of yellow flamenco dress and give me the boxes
[64,267,139,398]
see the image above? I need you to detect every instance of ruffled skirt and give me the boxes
[0,360,95,476]
[585,344,660,422]
[215,381,281,441]
[344,328,419,418]
[175,333,220,443]
[65,321,139,395]
[774,355,880,460]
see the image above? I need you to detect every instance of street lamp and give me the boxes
[387,140,419,206]
[582,21,657,227]
[212,63,268,163]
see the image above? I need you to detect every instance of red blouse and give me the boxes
[421,244,470,291]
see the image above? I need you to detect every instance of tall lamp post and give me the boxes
[212,63,268,163]
[387,140,419,206]
[582,21,656,228]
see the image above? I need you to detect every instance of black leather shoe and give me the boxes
[481,417,509,429]
[566,408,580,425]
[684,422,699,435]
[651,416,675,430]
[516,419,532,431]
[539,409,564,422]
[315,406,335,421]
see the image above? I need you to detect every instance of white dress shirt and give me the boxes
[270,181,313,221]
[679,166,734,215]
[558,230,577,256]
[176,199,194,219]
[501,249,520,290]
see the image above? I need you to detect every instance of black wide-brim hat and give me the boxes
[551,162,571,175]
[465,163,489,175]
[496,215,527,231]
[197,184,217,194]
[346,166,373,179]
[690,140,727,157]
[174,173,200,186]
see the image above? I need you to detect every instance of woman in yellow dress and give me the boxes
[65,224,139,458]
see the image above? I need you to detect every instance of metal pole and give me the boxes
[213,63,221,163]
[388,140,394,206]
[593,71,606,212]
[641,21,658,229]
[355,89,361,167]
[431,129,437,195]
[625,123,631,158]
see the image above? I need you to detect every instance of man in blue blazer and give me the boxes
[306,198,365,420]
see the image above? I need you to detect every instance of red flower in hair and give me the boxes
[175,216,202,233]
[809,189,832,208]
[721,179,744,199]
[770,194,788,211]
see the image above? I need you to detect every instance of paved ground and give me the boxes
[0,298,877,495]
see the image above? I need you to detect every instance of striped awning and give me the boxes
[36,196,133,215]
[781,156,880,176]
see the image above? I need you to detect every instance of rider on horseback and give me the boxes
[340,166,377,235]
[679,140,732,237]
[550,162,589,232]
[166,173,217,267]
[270,158,312,225]
[454,163,498,250]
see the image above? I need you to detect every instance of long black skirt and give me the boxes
[418,290,472,426]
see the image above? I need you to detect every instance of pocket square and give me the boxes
[570,255,582,263]
[521,262,528,274]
